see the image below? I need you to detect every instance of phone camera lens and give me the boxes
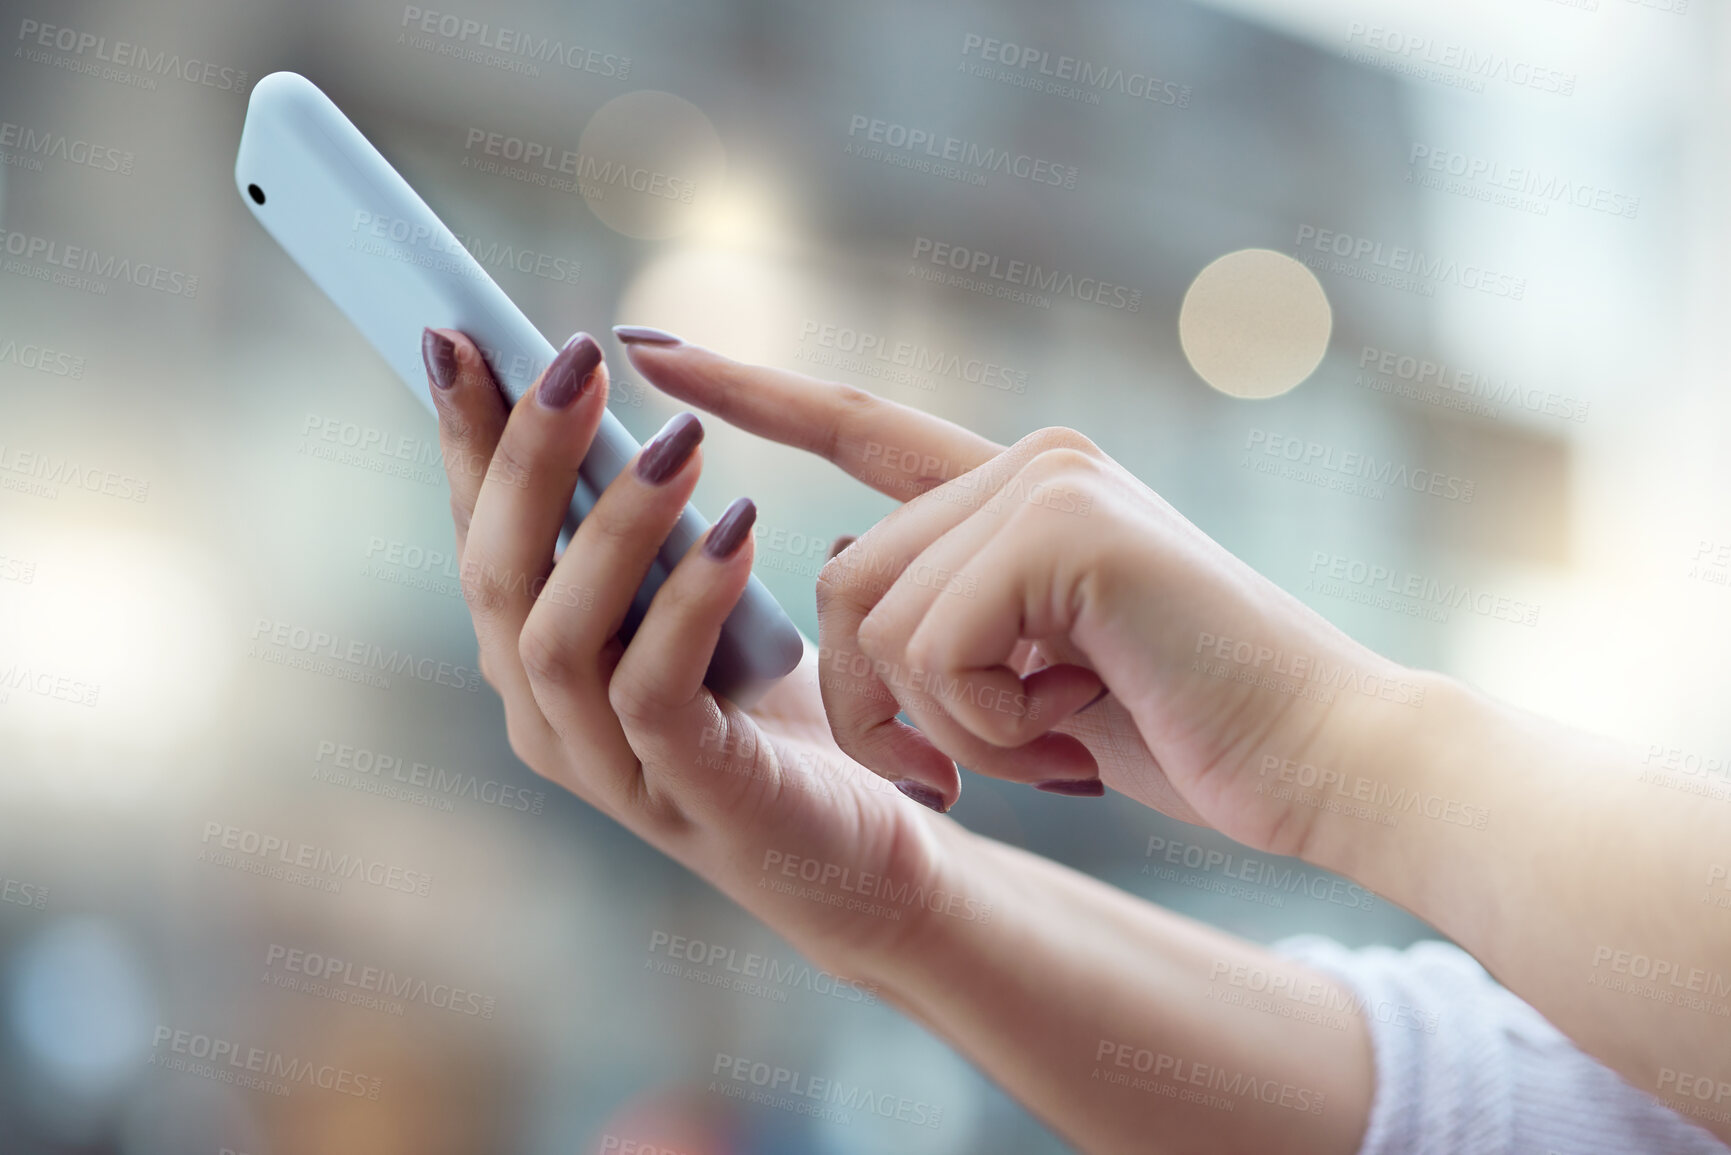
[247,183,266,205]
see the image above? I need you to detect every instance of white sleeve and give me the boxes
[1274,935,1731,1155]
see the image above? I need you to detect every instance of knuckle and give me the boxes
[460,566,513,619]
[518,625,578,687]
[607,673,658,729]
[815,556,853,614]
[439,409,478,451]
[824,383,881,460]
[1024,445,1104,483]
[449,495,474,538]
[855,611,893,661]
[485,439,537,489]
[584,500,642,551]
[1017,425,1099,458]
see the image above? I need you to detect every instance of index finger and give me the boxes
[615,328,1004,501]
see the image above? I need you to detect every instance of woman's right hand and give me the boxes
[620,330,1432,859]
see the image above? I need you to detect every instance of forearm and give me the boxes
[859,822,1374,1155]
[1305,672,1731,1140]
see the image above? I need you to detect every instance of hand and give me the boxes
[618,330,1429,858]
[418,327,987,977]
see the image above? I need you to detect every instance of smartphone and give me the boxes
[234,71,803,707]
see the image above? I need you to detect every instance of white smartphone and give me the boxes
[234,71,803,707]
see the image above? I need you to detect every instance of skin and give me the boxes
[423,326,1731,1151]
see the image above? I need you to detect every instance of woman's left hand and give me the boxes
[421,327,987,981]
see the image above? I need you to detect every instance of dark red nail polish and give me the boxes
[637,412,703,484]
[1079,686,1110,713]
[613,325,682,346]
[895,780,948,812]
[423,328,458,390]
[1035,778,1104,797]
[704,497,756,560]
[539,332,602,409]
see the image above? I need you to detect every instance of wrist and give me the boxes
[1294,664,1471,872]
[834,819,1007,1002]
[1297,667,1512,920]
[756,816,1003,1002]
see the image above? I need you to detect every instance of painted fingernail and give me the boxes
[703,497,757,560]
[1034,778,1105,797]
[637,412,704,484]
[1079,686,1110,713]
[422,328,458,390]
[826,534,857,561]
[613,324,683,346]
[538,331,602,409]
[895,780,948,812]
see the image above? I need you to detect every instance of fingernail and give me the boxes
[613,325,683,346]
[636,412,704,484]
[422,328,458,390]
[538,331,602,409]
[826,534,857,561]
[1079,686,1110,713]
[1035,778,1105,797]
[895,780,948,812]
[703,497,757,560]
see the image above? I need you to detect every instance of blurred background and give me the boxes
[2,0,1727,1150]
